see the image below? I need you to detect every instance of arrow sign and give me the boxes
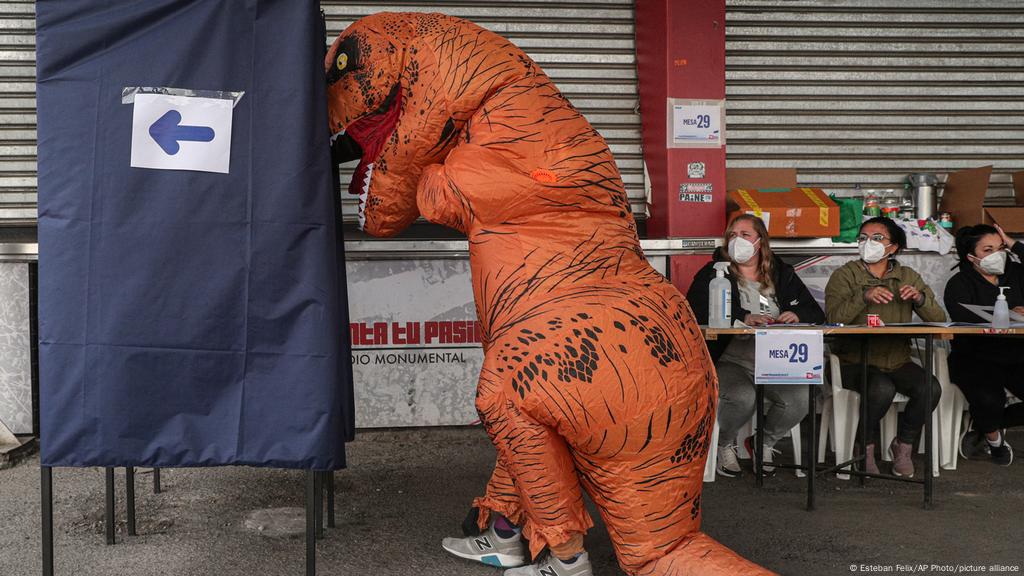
[131,93,234,173]
[148,109,216,155]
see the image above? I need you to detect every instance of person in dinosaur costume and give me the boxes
[326,12,773,576]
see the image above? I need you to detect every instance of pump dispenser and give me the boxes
[709,262,732,328]
[993,286,1010,329]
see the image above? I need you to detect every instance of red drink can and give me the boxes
[867,314,882,327]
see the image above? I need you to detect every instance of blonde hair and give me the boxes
[725,214,775,295]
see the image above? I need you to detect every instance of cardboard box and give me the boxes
[1012,170,1024,204]
[982,207,1024,233]
[724,167,799,216]
[982,170,1024,233]
[934,165,1024,233]
[937,165,992,231]
[728,187,840,238]
[726,168,797,191]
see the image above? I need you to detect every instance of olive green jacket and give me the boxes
[825,258,946,371]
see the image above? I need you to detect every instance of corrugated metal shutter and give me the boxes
[0,0,640,228]
[726,0,1024,200]
[0,1,35,227]
[324,0,644,221]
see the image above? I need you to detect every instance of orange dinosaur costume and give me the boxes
[326,13,773,576]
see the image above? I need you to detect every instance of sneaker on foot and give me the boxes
[504,552,593,576]
[442,521,527,568]
[890,437,915,478]
[855,443,879,475]
[744,435,780,477]
[716,444,743,478]
[990,438,1014,466]
[959,430,991,461]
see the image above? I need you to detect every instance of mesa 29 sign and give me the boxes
[754,329,824,385]
[667,98,724,148]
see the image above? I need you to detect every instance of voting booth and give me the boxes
[35,1,351,573]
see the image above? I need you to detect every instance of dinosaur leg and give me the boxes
[472,362,595,561]
[472,454,522,529]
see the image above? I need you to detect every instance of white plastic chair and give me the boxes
[932,346,967,470]
[818,353,860,479]
[704,414,720,482]
[819,352,941,478]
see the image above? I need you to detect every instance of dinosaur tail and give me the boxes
[638,531,777,576]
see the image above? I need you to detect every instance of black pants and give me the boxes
[840,361,941,445]
[949,355,1024,434]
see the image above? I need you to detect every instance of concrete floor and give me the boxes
[0,427,1021,576]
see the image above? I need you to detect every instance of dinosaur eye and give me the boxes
[326,36,360,84]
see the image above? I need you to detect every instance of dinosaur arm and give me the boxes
[416,143,535,232]
[416,161,474,233]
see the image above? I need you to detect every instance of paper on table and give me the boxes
[959,303,1024,323]
[880,321,1003,327]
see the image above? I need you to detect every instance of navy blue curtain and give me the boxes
[36,0,354,469]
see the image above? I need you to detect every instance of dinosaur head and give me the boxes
[326,13,523,237]
[325,13,411,236]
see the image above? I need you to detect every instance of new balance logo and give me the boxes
[474,536,492,551]
[539,566,559,576]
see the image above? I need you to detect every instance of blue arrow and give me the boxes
[148,109,215,155]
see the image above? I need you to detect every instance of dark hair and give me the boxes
[859,217,906,253]
[954,224,1000,272]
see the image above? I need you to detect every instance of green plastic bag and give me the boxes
[830,194,863,243]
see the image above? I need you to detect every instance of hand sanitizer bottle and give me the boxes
[709,262,732,328]
[993,286,1010,329]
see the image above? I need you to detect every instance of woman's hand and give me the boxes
[863,286,894,304]
[995,224,1017,249]
[744,313,772,326]
[776,311,800,324]
[898,285,924,305]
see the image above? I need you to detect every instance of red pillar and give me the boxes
[636,0,726,295]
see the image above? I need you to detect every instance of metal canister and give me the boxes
[867,314,883,327]
[907,173,939,220]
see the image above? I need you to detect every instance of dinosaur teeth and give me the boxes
[357,162,373,231]
[363,162,374,194]
[330,129,345,144]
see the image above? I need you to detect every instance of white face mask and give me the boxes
[859,239,888,264]
[728,237,759,264]
[971,250,1007,276]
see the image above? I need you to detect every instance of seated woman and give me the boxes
[687,214,824,478]
[943,223,1022,466]
[824,217,945,477]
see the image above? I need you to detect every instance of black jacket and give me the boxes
[943,242,1024,366]
[686,249,825,361]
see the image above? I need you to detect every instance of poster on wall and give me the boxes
[0,264,31,434]
[667,98,725,148]
[346,259,482,428]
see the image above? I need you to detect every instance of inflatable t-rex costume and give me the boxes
[326,12,772,576]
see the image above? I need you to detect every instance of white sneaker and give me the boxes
[744,435,782,476]
[716,444,743,478]
[441,521,527,568]
[504,552,593,576]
